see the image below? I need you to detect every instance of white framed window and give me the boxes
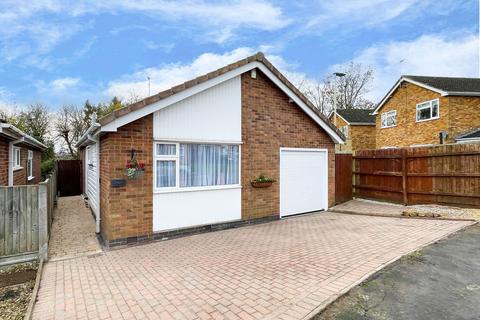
[13,147,21,170]
[381,110,397,128]
[154,143,178,189]
[340,125,349,138]
[27,150,34,180]
[416,99,439,122]
[154,142,240,192]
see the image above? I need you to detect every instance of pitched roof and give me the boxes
[97,52,344,143]
[404,75,480,93]
[456,128,480,140]
[373,75,480,115]
[335,109,375,125]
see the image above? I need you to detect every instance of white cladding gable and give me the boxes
[153,76,241,142]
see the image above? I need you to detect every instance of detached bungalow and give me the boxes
[77,52,345,246]
[0,120,46,186]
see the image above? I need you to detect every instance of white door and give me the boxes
[280,148,328,217]
[85,144,99,218]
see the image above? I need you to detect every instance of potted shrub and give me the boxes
[251,174,276,188]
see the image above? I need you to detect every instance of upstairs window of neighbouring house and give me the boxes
[154,142,240,190]
[13,147,21,169]
[27,150,33,180]
[340,125,349,138]
[381,110,397,128]
[416,99,439,122]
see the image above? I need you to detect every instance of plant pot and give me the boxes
[125,168,145,180]
[251,181,273,188]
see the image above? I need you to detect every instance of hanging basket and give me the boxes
[251,181,273,188]
[125,168,145,180]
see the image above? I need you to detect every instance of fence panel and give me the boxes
[353,144,480,207]
[0,169,57,266]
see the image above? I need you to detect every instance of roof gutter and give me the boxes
[76,122,101,148]
[444,91,480,97]
[0,123,47,149]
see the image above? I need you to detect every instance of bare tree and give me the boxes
[298,62,374,115]
[330,62,374,110]
[55,105,88,158]
[298,80,334,115]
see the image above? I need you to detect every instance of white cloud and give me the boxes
[344,33,479,101]
[304,0,462,33]
[0,0,289,65]
[50,77,81,91]
[104,47,299,100]
[142,41,175,53]
[35,77,81,95]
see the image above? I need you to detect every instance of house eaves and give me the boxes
[0,123,47,149]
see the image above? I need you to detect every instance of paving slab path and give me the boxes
[48,196,102,260]
[34,212,472,320]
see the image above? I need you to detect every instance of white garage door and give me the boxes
[280,148,328,217]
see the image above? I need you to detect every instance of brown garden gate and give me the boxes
[353,144,480,207]
[57,160,82,197]
[335,153,353,204]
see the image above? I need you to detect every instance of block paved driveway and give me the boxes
[33,212,472,320]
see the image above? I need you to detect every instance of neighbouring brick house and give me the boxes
[0,121,45,186]
[329,109,376,152]
[373,75,480,148]
[76,52,345,246]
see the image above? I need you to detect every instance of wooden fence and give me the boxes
[0,169,57,266]
[335,153,353,204]
[57,160,82,196]
[353,143,480,207]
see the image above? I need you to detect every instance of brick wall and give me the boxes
[350,125,376,151]
[448,96,480,141]
[331,114,375,152]
[0,137,8,186]
[31,149,42,184]
[12,147,42,185]
[241,70,335,220]
[376,83,449,148]
[12,147,26,185]
[333,115,352,152]
[0,139,42,186]
[99,115,153,242]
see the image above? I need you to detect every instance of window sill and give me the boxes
[27,176,35,181]
[416,116,440,123]
[154,184,242,194]
[13,166,23,171]
[381,125,397,129]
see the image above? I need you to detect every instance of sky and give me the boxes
[0,0,478,112]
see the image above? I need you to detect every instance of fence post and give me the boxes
[38,183,48,261]
[401,149,408,206]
